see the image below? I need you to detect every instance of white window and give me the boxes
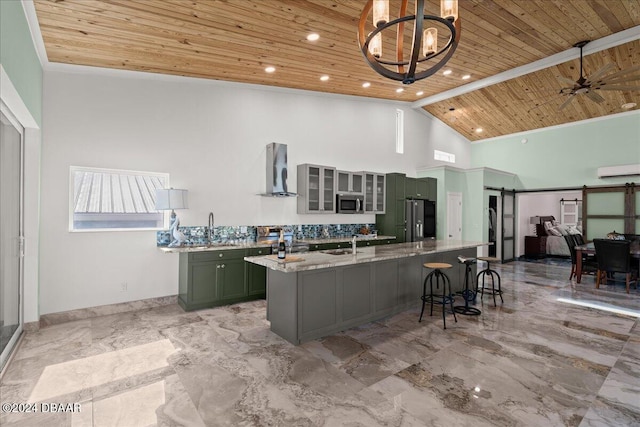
[395,109,404,154]
[434,149,455,163]
[69,166,169,231]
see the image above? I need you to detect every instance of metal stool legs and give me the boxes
[419,268,457,329]
[476,260,503,306]
[454,261,481,316]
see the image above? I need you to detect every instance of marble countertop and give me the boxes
[294,235,396,245]
[158,235,396,253]
[245,240,489,273]
[158,242,271,253]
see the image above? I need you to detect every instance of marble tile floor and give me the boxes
[1,261,639,426]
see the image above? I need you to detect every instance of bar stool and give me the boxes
[476,256,503,306]
[419,262,457,329]
[454,256,481,316]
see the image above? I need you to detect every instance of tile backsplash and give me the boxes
[157,223,377,246]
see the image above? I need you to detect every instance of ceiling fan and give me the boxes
[556,40,640,110]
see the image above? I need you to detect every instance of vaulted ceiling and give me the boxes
[33,0,640,141]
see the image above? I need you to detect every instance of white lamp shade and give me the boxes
[155,188,188,210]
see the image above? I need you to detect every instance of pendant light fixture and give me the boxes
[358,0,461,85]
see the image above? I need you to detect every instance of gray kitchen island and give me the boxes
[245,240,488,344]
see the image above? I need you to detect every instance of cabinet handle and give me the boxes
[219,253,223,257]
[221,264,225,268]
[216,265,220,269]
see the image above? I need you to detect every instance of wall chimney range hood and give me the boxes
[262,143,297,197]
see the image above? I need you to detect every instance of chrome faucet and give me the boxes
[208,212,215,244]
[352,235,357,254]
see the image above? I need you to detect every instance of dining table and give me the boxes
[575,241,640,283]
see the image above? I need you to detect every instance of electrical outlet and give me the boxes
[120,282,128,291]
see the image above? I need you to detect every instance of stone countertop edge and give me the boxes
[244,240,490,273]
[158,235,397,253]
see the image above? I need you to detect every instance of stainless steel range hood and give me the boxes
[262,143,297,197]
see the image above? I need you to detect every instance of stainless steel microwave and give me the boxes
[336,194,364,214]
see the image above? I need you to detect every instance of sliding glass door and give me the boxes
[501,189,516,263]
[0,105,24,371]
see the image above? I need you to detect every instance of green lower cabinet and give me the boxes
[217,259,246,302]
[186,262,217,309]
[246,247,269,297]
[178,247,269,311]
[309,242,340,251]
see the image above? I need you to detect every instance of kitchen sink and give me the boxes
[322,249,356,255]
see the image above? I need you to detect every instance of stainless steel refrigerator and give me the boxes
[405,199,436,242]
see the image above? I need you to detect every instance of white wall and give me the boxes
[40,66,472,315]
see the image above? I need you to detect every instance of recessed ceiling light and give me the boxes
[462,74,471,80]
[264,66,276,73]
[622,102,637,109]
[443,70,452,76]
[320,75,330,81]
[307,33,320,41]
[396,88,404,93]
[416,91,424,96]
[362,82,371,88]
[475,128,483,133]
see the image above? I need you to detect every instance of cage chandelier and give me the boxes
[358,0,461,85]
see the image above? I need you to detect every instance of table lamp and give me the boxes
[529,216,539,235]
[155,188,188,247]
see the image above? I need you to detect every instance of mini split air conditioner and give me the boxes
[597,164,640,179]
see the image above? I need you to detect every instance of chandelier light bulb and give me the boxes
[423,28,437,56]
[441,0,458,21]
[373,0,389,27]
[369,33,382,58]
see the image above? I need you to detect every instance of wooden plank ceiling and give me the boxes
[34,0,640,141]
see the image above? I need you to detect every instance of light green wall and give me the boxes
[419,167,522,243]
[1,0,42,126]
[470,112,640,189]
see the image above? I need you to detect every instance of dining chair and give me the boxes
[593,239,637,293]
[567,234,597,280]
[564,234,578,280]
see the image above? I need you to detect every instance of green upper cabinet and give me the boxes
[376,173,437,242]
[406,177,431,199]
[298,164,336,214]
[405,177,417,199]
[416,178,430,199]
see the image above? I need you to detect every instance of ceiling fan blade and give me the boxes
[598,74,640,85]
[585,90,605,103]
[559,95,576,110]
[597,85,640,91]
[557,76,577,86]
[584,63,615,84]
[593,65,640,82]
